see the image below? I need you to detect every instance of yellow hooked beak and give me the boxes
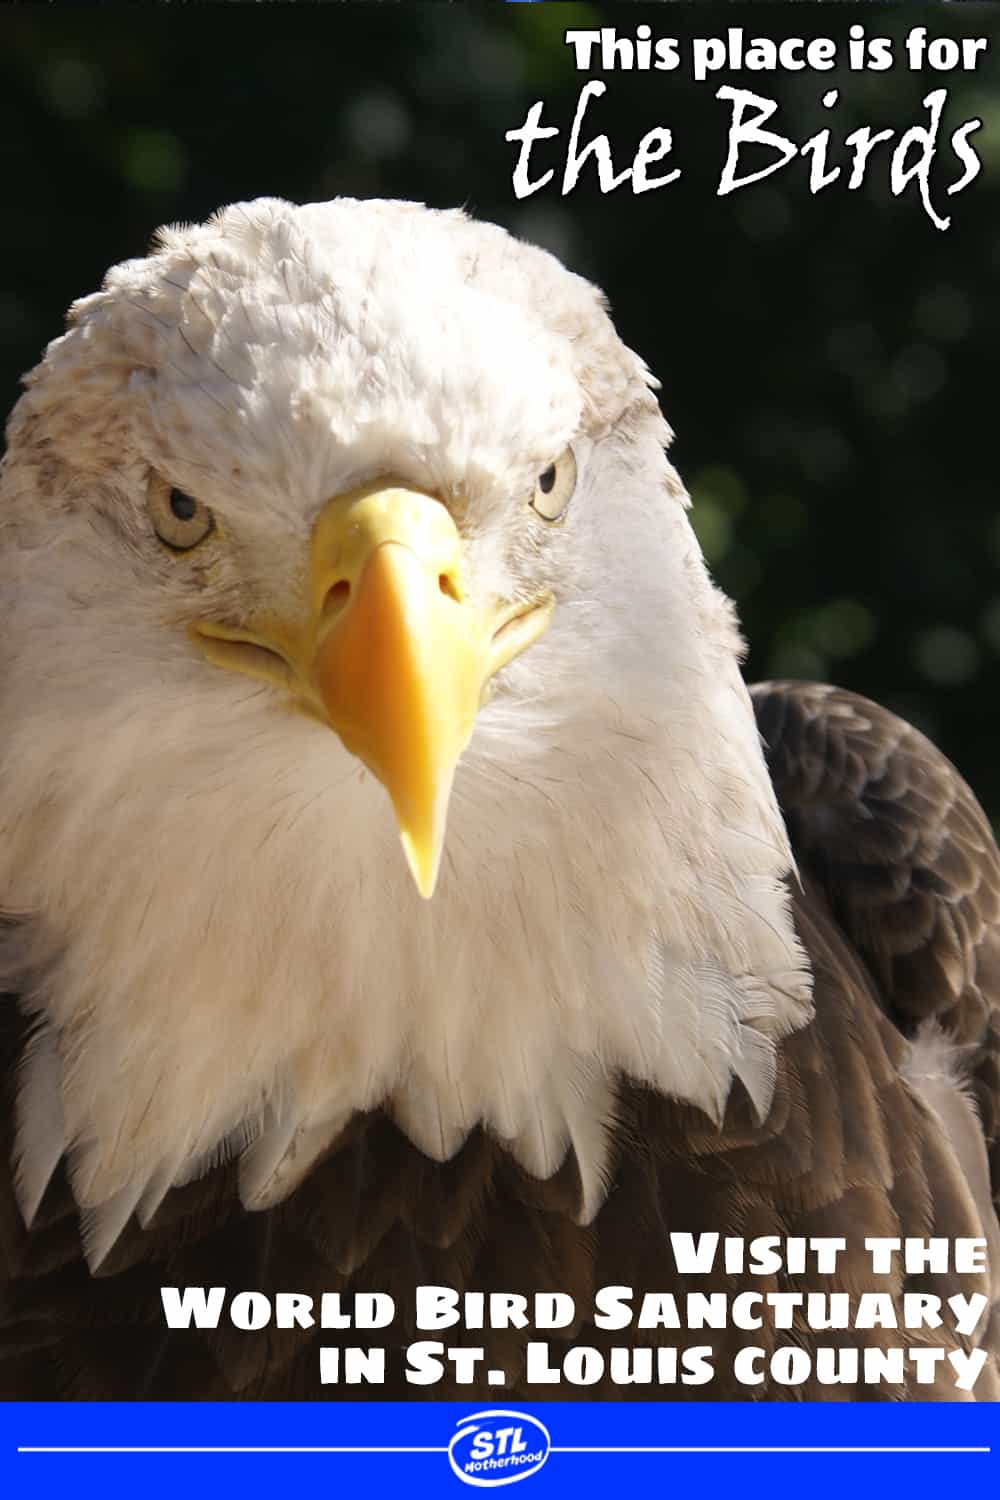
[193,483,553,897]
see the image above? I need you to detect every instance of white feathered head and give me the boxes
[0,198,810,1264]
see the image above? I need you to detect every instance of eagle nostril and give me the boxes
[321,579,351,625]
[438,572,461,603]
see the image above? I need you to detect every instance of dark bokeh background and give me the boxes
[2,4,999,811]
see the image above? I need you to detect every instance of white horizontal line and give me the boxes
[18,1446,449,1454]
[16,1445,992,1455]
[555,1446,992,1454]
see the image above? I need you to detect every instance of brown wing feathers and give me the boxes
[752,681,1000,1239]
[751,681,1000,1046]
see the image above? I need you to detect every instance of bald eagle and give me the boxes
[0,198,997,1401]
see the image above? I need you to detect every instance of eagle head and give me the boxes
[0,198,810,1264]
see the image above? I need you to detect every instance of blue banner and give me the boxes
[1,1399,996,1499]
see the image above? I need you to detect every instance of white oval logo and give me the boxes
[447,1409,552,1488]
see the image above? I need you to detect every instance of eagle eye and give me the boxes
[147,472,215,552]
[530,448,577,524]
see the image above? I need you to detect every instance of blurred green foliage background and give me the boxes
[1,4,999,812]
